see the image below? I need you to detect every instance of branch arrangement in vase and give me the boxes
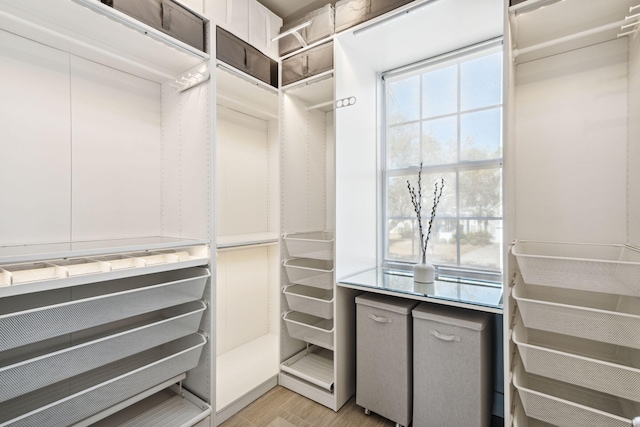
[407,161,445,265]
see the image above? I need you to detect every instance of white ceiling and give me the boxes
[256,0,334,21]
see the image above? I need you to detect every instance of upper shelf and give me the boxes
[283,72,334,112]
[0,0,210,82]
[510,0,636,63]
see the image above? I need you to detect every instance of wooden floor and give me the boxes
[220,386,504,427]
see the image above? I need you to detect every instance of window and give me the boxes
[383,42,503,275]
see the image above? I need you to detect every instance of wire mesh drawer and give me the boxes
[0,334,206,427]
[283,258,334,290]
[283,311,334,350]
[511,240,640,296]
[512,275,640,349]
[283,232,334,260]
[0,301,206,403]
[0,267,209,352]
[284,285,334,319]
[512,315,640,402]
[512,362,636,427]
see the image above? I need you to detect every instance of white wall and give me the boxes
[514,39,628,244]
[628,33,640,246]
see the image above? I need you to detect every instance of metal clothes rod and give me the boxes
[306,100,334,111]
[217,94,278,119]
[353,0,440,37]
[0,9,175,81]
[513,20,626,58]
[271,20,311,47]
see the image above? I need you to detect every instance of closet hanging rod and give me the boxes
[217,94,278,119]
[513,19,625,58]
[216,62,279,95]
[271,21,311,49]
[632,5,640,12]
[353,0,440,37]
[306,100,334,111]
[0,9,175,81]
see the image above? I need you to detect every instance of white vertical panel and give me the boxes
[334,37,378,279]
[268,119,280,233]
[515,40,627,243]
[71,57,162,241]
[216,247,269,354]
[0,30,71,245]
[179,83,211,240]
[308,110,327,231]
[282,94,311,233]
[628,35,640,246]
[216,106,269,236]
[161,82,182,237]
[326,112,336,232]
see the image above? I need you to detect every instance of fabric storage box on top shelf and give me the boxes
[100,0,206,51]
[279,4,334,56]
[356,293,418,427]
[284,285,334,319]
[412,303,491,427]
[282,41,333,87]
[335,0,413,32]
[216,26,279,88]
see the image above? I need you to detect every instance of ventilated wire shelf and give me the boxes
[512,394,558,427]
[0,267,209,352]
[283,311,334,350]
[284,285,334,319]
[512,311,640,402]
[511,240,640,296]
[512,274,640,349]
[0,301,206,403]
[512,361,637,427]
[0,334,206,427]
[283,258,334,290]
[283,232,334,260]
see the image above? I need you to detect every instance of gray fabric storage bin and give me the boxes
[102,0,205,51]
[412,303,491,427]
[279,4,335,56]
[282,41,333,87]
[356,294,418,427]
[335,0,414,33]
[335,0,366,33]
[217,26,279,88]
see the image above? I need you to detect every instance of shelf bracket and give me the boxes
[271,21,311,49]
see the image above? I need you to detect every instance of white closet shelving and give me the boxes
[214,63,281,424]
[0,0,214,425]
[507,0,640,424]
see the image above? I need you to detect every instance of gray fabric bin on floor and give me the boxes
[356,293,418,427]
[412,303,491,427]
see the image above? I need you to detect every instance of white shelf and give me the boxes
[282,72,334,109]
[510,0,632,63]
[280,347,334,391]
[216,232,280,250]
[0,0,209,82]
[216,65,279,121]
[216,334,279,412]
[90,385,211,427]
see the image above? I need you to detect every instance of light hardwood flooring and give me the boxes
[220,386,395,427]
[220,386,504,427]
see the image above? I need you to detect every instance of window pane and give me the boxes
[387,218,420,261]
[460,51,502,111]
[422,65,457,118]
[459,168,502,217]
[387,175,417,218]
[388,75,420,124]
[422,117,457,165]
[425,219,458,266]
[460,108,502,161]
[388,123,420,169]
[459,219,502,270]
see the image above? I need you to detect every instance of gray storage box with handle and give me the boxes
[101,0,206,51]
[412,303,491,427]
[282,41,333,87]
[356,293,418,427]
